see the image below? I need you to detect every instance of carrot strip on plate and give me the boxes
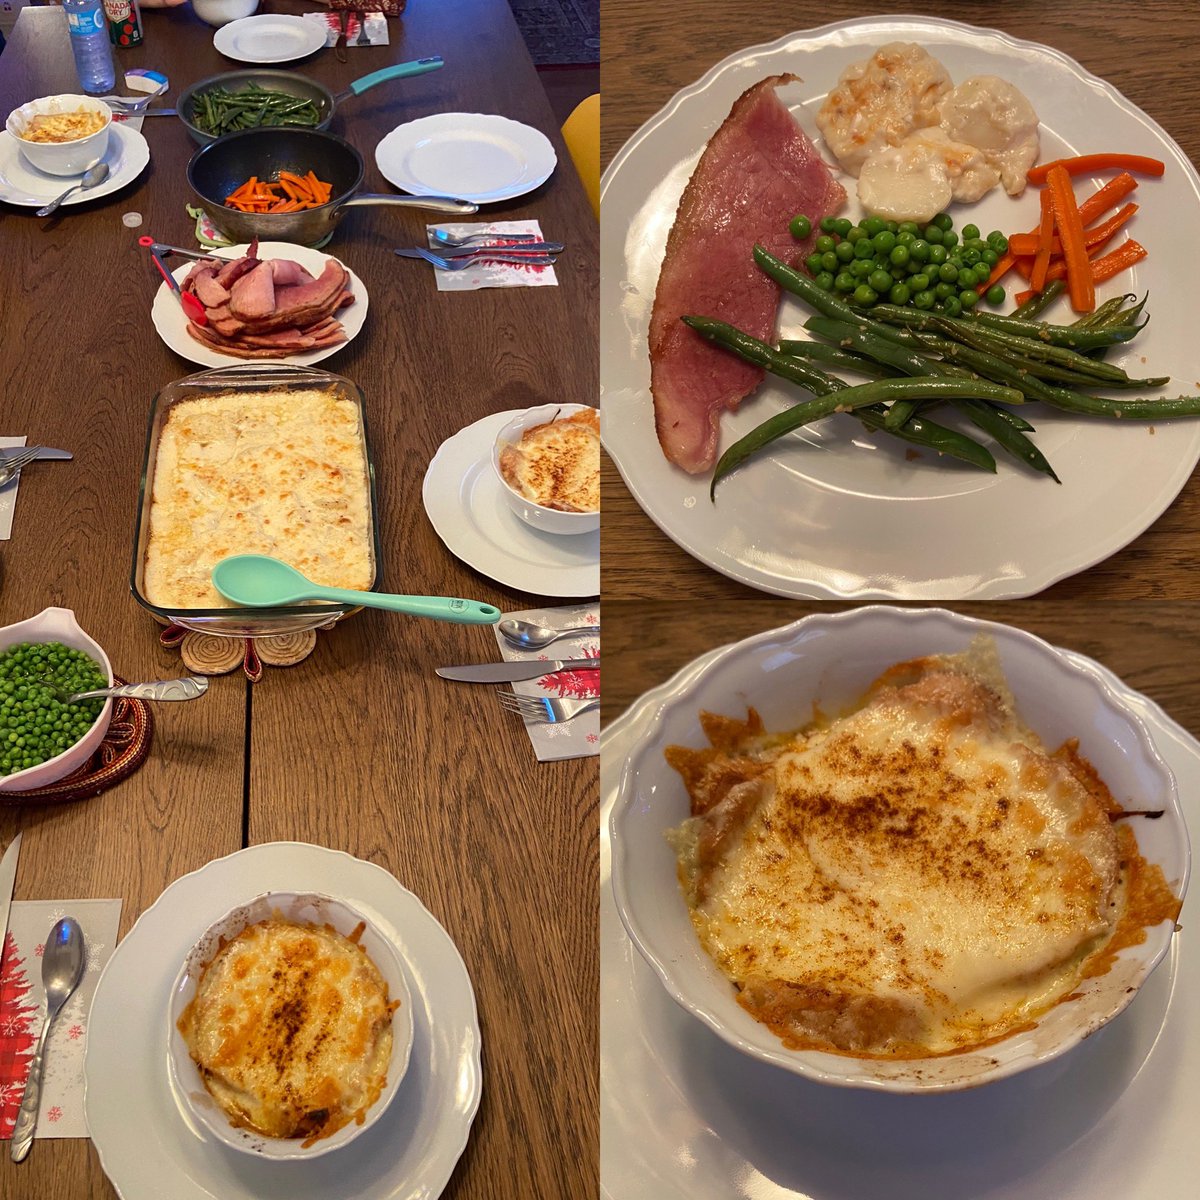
[1027,154,1165,185]
[1045,164,1094,312]
[1044,238,1147,287]
[1030,187,1055,293]
[1009,202,1139,259]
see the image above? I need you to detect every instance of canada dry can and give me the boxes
[103,0,143,46]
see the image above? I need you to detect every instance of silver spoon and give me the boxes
[42,676,208,704]
[431,229,540,247]
[36,161,110,218]
[499,618,600,650]
[10,917,86,1163]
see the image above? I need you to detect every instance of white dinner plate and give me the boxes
[422,410,600,598]
[213,14,326,64]
[601,636,1200,1198]
[85,842,482,1200]
[600,16,1200,599]
[375,113,557,203]
[150,241,368,369]
[0,121,148,207]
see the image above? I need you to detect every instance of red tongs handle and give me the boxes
[139,235,208,326]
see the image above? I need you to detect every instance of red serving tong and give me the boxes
[139,235,208,325]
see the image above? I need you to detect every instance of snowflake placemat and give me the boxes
[0,437,27,541]
[0,899,122,1139]
[424,221,559,291]
[492,604,598,761]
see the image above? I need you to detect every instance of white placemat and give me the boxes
[492,604,598,760]
[425,221,558,291]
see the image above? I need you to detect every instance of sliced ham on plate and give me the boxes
[649,74,847,474]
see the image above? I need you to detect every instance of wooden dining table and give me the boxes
[601,0,1200,603]
[0,2,597,1197]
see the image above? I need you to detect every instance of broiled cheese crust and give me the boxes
[144,389,372,608]
[667,639,1129,1057]
[20,109,107,143]
[499,408,600,512]
[178,919,395,1143]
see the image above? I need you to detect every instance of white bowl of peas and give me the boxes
[0,607,113,793]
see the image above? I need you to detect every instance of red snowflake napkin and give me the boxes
[0,899,122,1140]
[492,604,599,761]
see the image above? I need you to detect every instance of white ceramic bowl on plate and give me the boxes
[491,403,600,535]
[191,0,259,27]
[5,94,111,177]
[0,606,113,794]
[609,605,1191,1092]
[167,891,415,1159]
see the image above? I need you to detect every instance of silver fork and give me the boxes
[431,229,540,248]
[496,692,599,724]
[0,447,43,488]
[101,95,155,114]
[402,247,557,271]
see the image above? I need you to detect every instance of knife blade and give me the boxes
[0,448,72,462]
[136,109,178,117]
[436,658,599,683]
[404,241,565,259]
[0,832,22,967]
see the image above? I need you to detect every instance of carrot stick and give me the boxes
[1045,164,1094,312]
[1031,186,1055,293]
[1076,172,1138,224]
[1027,154,1165,185]
[1009,202,1139,258]
[1044,238,1147,286]
[1014,289,1035,305]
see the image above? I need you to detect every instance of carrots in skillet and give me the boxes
[224,171,334,213]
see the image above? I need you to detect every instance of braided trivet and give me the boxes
[160,624,320,681]
[0,677,154,805]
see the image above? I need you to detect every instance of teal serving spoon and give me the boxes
[212,555,500,625]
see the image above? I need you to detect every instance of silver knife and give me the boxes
[0,448,72,462]
[0,832,22,970]
[436,658,599,683]
[397,241,564,258]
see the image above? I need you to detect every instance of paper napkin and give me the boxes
[0,899,123,1140]
[492,604,598,761]
[303,11,389,47]
[0,438,27,541]
[424,221,559,292]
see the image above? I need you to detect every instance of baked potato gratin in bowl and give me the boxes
[610,607,1190,1092]
[167,892,414,1157]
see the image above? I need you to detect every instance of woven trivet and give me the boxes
[0,677,154,805]
[160,625,321,682]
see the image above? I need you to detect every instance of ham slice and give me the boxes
[229,263,277,319]
[649,75,847,474]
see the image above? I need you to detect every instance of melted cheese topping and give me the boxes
[499,408,600,512]
[667,640,1135,1058]
[178,920,395,1144]
[144,389,372,609]
[20,109,107,143]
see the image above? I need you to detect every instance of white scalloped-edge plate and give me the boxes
[85,842,482,1200]
[600,16,1200,599]
[602,612,1197,1196]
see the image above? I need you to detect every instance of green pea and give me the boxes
[913,289,936,310]
[985,284,1006,306]
[814,235,836,254]
[834,271,857,292]
[850,259,874,278]
[941,295,963,317]
[853,284,879,306]
[821,251,839,272]
[981,249,999,267]
[956,266,978,288]
[908,272,930,292]
[909,239,931,263]
[896,222,920,237]
[888,244,910,268]
[961,248,981,268]
[942,230,959,248]
[932,212,953,231]
[959,288,980,309]
[814,271,835,291]
[938,262,959,283]
[988,232,1008,252]
[789,214,813,240]
[805,252,824,274]
[923,224,944,245]
[928,244,948,266]
[819,216,838,234]
[934,281,955,301]
[861,216,885,237]
[835,240,855,263]
[832,218,853,238]
[888,282,911,305]
[846,226,868,244]
[961,224,980,241]
[868,268,893,293]
[853,239,876,260]
[871,230,896,254]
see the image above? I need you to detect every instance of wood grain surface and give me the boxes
[0,2,597,1198]
[599,0,1200,602]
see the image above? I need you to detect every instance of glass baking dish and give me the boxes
[130,364,381,638]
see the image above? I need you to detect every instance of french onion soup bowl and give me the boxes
[609,606,1189,1093]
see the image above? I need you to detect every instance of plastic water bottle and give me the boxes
[64,0,117,95]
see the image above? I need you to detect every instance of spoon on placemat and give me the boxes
[211,554,501,625]
[10,917,86,1163]
[499,618,600,650]
[35,161,110,218]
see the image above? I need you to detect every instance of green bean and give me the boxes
[952,398,1060,482]
[681,318,840,396]
[190,85,322,135]
[1013,280,1066,320]
[1072,293,1133,329]
[855,407,997,472]
[754,245,883,327]
[804,317,953,380]
[776,340,900,378]
[1040,388,1200,420]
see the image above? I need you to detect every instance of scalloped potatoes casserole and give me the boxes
[499,407,600,512]
[177,919,396,1144]
[666,639,1181,1058]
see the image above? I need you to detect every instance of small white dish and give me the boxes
[423,410,599,598]
[492,404,600,536]
[610,606,1189,1093]
[85,841,482,1200]
[375,113,557,203]
[191,0,259,28]
[167,891,414,1160]
[0,606,113,793]
[0,120,147,207]
[150,242,368,369]
[213,13,325,64]
[5,93,111,176]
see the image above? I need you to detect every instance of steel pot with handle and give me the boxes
[187,127,475,247]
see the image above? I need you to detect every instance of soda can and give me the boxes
[103,0,144,47]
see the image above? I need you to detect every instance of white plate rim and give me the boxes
[599,14,1200,600]
[83,840,483,1200]
[422,409,600,598]
[150,241,368,369]
[213,14,326,65]
[600,622,1200,1198]
[374,113,557,203]
[0,121,149,208]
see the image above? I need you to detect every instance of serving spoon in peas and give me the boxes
[41,677,209,704]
